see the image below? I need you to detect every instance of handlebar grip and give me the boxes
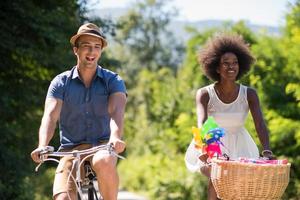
[40,146,55,154]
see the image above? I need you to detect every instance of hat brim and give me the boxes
[70,33,107,48]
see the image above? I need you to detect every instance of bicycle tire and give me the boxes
[88,181,101,200]
[77,192,82,200]
[88,187,94,200]
[77,187,99,200]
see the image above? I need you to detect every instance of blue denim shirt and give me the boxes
[46,66,127,149]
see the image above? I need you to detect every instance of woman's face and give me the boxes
[217,52,239,81]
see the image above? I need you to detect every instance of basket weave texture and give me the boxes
[211,159,290,200]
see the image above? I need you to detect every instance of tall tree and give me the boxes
[113,0,185,152]
[114,0,184,74]
[0,0,86,198]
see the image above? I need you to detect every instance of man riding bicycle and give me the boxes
[31,23,127,200]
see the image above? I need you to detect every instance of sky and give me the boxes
[88,0,296,27]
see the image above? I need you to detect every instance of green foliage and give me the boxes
[119,2,300,197]
[114,0,184,75]
[32,168,56,200]
[119,154,207,199]
[265,110,300,198]
[0,0,86,199]
[251,35,297,118]
[125,68,186,155]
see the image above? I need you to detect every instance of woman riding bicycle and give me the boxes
[185,33,274,199]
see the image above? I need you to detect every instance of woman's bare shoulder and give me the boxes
[246,86,259,102]
[196,87,210,103]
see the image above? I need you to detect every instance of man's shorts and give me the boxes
[53,142,108,197]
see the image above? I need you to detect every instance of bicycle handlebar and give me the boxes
[40,144,113,157]
[39,146,55,154]
[35,144,125,172]
[35,143,125,200]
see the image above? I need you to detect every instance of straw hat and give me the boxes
[70,23,107,48]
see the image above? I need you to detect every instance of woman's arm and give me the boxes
[247,87,273,157]
[196,88,210,163]
[196,88,210,127]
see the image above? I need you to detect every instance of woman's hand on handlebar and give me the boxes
[262,149,276,160]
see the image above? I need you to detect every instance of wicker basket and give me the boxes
[211,159,291,200]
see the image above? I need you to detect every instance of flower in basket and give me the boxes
[238,157,289,165]
[192,116,225,158]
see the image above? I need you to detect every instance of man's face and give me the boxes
[73,35,103,68]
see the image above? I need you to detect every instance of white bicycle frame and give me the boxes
[35,144,125,200]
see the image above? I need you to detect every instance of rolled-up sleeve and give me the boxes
[46,75,65,100]
[108,74,127,95]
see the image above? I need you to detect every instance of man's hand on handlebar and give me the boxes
[31,146,54,163]
[109,137,126,154]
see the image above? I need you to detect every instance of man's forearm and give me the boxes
[108,92,127,140]
[38,116,56,147]
[110,117,124,139]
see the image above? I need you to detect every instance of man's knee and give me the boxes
[92,152,117,172]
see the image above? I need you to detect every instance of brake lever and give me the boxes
[107,143,125,160]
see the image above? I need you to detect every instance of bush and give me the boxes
[118,154,208,199]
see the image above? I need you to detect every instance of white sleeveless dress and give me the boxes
[185,84,259,172]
